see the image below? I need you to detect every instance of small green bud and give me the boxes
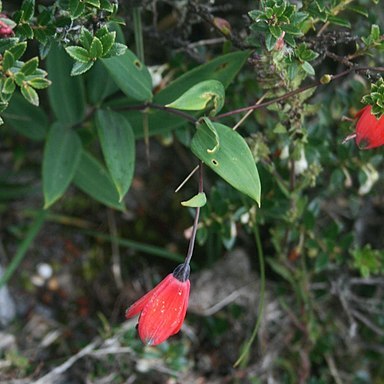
[320,74,332,84]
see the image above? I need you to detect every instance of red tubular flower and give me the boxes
[125,263,190,346]
[355,105,384,149]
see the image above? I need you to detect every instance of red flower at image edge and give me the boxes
[125,263,190,346]
[355,105,384,149]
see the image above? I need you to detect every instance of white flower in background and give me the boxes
[148,64,168,88]
[294,148,308,175]
[358,163,379,195]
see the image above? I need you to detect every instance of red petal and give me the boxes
[125,274,174,319]
[137,276,190,345]
[355,106,384,149]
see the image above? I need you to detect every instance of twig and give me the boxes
[324,354,343,384]
[215,66,384,120]
[34,339,102,384]
[175,164,199,193]
[351,309,384,336]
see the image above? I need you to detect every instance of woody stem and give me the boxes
[184,162,203,267]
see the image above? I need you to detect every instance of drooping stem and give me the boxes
[234,222,265,367]
[184,162,203,267]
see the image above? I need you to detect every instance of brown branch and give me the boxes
[214,66,384,120]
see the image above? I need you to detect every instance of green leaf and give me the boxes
[65,46,90,63]
[269,25,282,39]
[89,36,103,59]
[100,0,115,12]
[327,15,351,28]
[191,118,261,205]
[126,50,250,138]
[347,5,368,17]
[73,151,125,210]
[20,57,38,75]
[105,42,127,57]
[265,32,277,51]
[14,72,26,87]
[27,77,51,89]
[21,0,34,21]
[181,192,207,207]
[79,28,93,50]
[71,60,94,76]
[3,50,14,71]
[166,80,225,116]
[46,44,85,125]
[86,60,118,104]
[16,23,33,38]
[69,0,85,18]
[2,77,15,94]
[301,61,315,76]
[371,24,380,41]
[101,49,152,101]
[0,38,20,54]
[95,109,135,201]
[4,91,48,140]
[85,0,100,7]
[8,42,27,60]
[99,31,116,56]
[21,84,39,106]
[43,123,82,208]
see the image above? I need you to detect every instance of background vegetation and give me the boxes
[0,0,383,383]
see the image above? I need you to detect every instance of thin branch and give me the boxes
[175,164,199,192]
[184,162,203,267]
[149,103,198,123]
[215,66,384,120]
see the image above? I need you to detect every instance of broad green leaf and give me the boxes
[46,43,85,125]
[328,15,351,28]
[166,80,225,116]
[8,42,27,60]
[100,0,115,12]
[85,0,100,7]
[89,36,103,58]
[106,42,127,57]
[95,109,135,201]
[21,84,39,106]
[69,0,85,18]
[99,31,116,55]
[73,151,125,210]
[43,123,82,208]
[265,32,277,51]
[17,22,33,38]
[181,192,207,207]
[301,61,315,76]
[79,27,93,50]
[21,0,34,21]
[27,77,51,89]
[155,51,250,105]
[71,60,94,76]
[269,25,282,39]
[65,46,90,63]
[0,38,19,53]
[191,118,261,205]
[126,50,250,137]
[86,60,117,104]
[2,77,15,94]
[20,56,38,75]
[3,50,14,71]
[4,92,48,140]
[101,49,152,101]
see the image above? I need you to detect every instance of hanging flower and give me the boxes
[125,263,190,346]
[355,105,384,149]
